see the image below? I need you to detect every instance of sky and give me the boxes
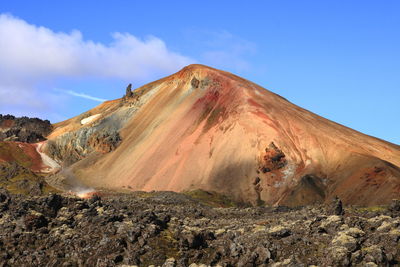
[0,1,399,144]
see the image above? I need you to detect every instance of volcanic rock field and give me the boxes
[1,190,400,266]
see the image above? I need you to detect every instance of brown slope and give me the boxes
[51,64,400,206]
[0,141,43,172]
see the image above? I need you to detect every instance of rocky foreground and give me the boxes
[0,190,399,267]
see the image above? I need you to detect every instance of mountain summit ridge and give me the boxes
[44,64,400,206]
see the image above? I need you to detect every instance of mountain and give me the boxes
[38,64,400,206]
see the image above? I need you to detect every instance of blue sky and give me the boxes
[0,1,399,144]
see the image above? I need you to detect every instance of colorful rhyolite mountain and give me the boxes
[36,65,400,206]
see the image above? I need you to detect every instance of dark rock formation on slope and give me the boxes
[0,114,52,143]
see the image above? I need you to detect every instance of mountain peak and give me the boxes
[177,64,225,76]
[171,64,248,87]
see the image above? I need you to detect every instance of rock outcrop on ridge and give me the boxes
[44,64,400,206]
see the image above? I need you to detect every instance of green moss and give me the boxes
[183,189,244,208]
[135,191,158,198]
[140,229,180,266]
[0,142,33,168]
[256,198,266,207]
[0,161,59,195]
[41,185,60,194]
[354,206,387,213]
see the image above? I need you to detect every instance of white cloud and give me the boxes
[0,13,192,80]
[0,13,193,119]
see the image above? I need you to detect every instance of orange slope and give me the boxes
[54,64,400,206]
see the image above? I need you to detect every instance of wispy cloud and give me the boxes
[54,88,107,102]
